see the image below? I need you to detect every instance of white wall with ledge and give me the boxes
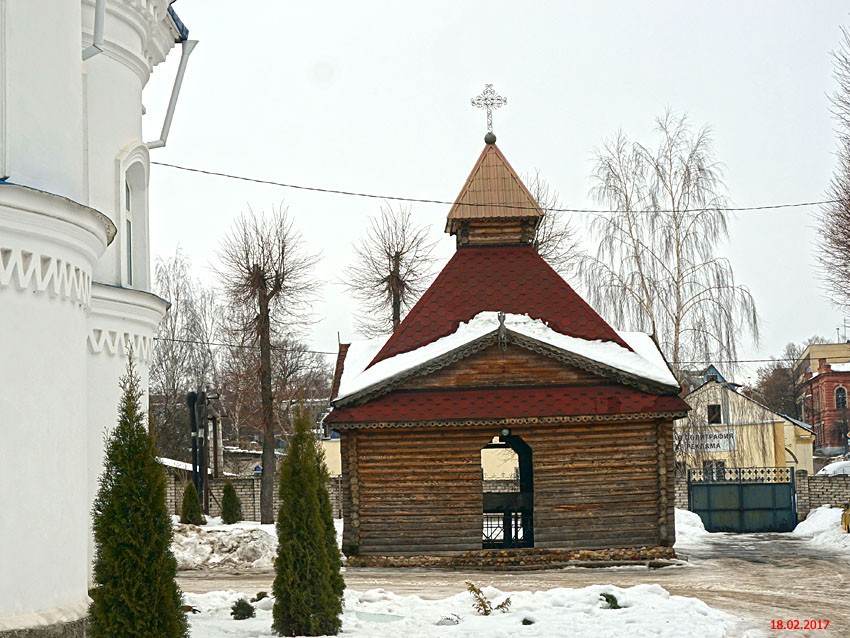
[0,185,113,632]
[86,283,167,573]
[0,1,189,633]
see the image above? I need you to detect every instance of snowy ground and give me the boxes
[172,508,850,636]
[174,511,743,637]
[184,584,734,638]
[791,505,850,550]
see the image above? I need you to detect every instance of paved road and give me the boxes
[178,533,850,637]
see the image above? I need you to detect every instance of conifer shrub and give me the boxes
[180,480,205,525]
[88,358,189,638]
[272,407,344,636]
[220,480,242,524]
[231,598,256,620]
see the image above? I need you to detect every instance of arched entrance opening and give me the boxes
[480,430,533,548]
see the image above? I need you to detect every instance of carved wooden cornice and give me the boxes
[334,328,677,409]
[331,411,689,430]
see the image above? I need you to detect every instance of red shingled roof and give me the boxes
[369,244,629,367]
[325,385,689,424]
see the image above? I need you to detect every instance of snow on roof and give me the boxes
[335,312,678,402]
[157,457,211,475]
[335,336,389,400]
[157,457,238,477]
[831,362,850,373]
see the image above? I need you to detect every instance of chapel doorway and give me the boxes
[480,431,533,548]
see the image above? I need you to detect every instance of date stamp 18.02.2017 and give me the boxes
[770,619,830,631]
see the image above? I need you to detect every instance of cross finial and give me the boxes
[471,84,507,139]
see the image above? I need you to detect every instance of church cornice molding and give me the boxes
[82,0,180,83]
[0,246,92,308]
[87,283,168,362]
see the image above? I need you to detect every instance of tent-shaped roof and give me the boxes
[369,244,630,367]
[444,142,543,234]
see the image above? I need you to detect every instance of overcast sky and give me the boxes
[144,1,849,384]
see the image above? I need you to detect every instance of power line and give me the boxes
[153,335,337,356]
[156,334,850,368]
[151,160,838,215]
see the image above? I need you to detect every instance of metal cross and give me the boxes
[471,84,507,134]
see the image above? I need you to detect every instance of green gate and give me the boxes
[688,467,797,533]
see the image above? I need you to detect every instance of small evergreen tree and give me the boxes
[180,481,205,525]
[272,407,344,636]
[220,480,242,524]
[89,358,189,638]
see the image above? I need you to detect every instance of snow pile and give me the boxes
[336,311,677,401]
[172,523,277,570]
[792,506,850,550]
[172,518,344,570]
[674,508,711,546]
[184,584,733,638]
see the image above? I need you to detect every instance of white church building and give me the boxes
[0,2,193,635]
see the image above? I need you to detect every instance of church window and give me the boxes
[837,387,847,410]
[126,219,133,286]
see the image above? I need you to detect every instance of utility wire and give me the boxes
[153,335,337,356]
[151,161,838,215]
[156,335,850,368]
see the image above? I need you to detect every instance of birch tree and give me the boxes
[577,111,759,373]
[818,25,850,308]
[345,204,435,337]
[150,250,220,461]
[217,206,319,523]
[526,170,580,276]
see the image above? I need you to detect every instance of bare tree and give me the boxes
[819,25,850,309]
[150,250,221,461]
[526,170,580,276]
[345,204,436,337]
[577,111,760,373]
[217,206,319,523]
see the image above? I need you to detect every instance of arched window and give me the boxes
[836,387,847,410]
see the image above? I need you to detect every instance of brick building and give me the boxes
[797,343,850,456]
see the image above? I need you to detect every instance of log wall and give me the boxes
[340,418,675,556]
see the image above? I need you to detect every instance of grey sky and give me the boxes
[145,0,849,383]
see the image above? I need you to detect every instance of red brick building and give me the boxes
[799,356,850,456]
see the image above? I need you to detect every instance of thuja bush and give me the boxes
[220,480,242,524]
[88,358,189,638]
[180,481,205,525]
[231,598,256,620]
[272,407,344,636]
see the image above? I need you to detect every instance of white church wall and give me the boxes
[3,0,85,201]
[0,1,186,632]
[86,283,167,574]
[0,186,112,631]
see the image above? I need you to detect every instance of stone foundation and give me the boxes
[0,619,86,638]
[347,546,677,569]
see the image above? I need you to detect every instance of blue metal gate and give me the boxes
[688,467,797,533]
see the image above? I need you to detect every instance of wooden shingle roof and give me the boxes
[445,142,543,235]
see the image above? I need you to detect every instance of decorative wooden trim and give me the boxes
[335,329,676,408]
[0,248,91,307]
[332,411,688,430]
